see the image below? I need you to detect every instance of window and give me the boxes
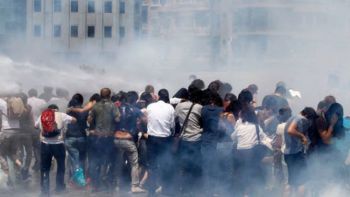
[104,26,112,38]
[53,25,61,37]
[54,0,61,12]
[34,0,41,12]
[119,2,125,14]
[88,0,95,13]
[119,26,125,38]
[34,25,41,37]
[71,0,78,12]
[104,1,112,13]
[71,25,78,37]
[87,26,95,37]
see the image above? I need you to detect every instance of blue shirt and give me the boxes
[284,115,309,155]
[201,105,224,143]
[115,104,143,137]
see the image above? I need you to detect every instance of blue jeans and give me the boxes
[88,136,115,189]
[65,137,87,175]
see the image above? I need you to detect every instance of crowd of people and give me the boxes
[0,80,349,197]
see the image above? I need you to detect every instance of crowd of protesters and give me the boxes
[0,79,349,197]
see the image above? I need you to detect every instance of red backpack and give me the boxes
[41,109,60,137]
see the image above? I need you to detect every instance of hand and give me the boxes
[301,135,308,145]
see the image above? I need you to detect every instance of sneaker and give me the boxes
[155,186,162,194]
[131,186,147,193]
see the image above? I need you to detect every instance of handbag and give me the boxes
[172,103,195,153]
[254,124,269,162]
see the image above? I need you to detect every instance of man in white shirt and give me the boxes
[35,104,76,196]
[27,88,47,171]
[146,89,175,195]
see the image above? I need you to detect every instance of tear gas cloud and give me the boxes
[1,0,350,196]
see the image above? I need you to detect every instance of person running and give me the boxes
[35,104,76,196]
[65,94,88,187]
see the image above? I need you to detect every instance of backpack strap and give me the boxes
[179,103,196,138]
[255,124,261,144]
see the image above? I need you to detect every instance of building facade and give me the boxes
[26,0,143,54]
[0,0,27,53]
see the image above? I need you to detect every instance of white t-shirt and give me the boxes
[28,96,47,121]
[35,112,73,144]
[147,101,175,137]
[231,119,272,150]
[276,122,287,154]
[0,98,20,130]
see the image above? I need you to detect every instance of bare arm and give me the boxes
[287,121,307,145]
[319,115,337,144]
[69,101,95,113]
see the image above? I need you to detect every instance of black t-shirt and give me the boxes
[66,107,88,138]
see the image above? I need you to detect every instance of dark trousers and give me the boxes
[88,136,115,190]
[40,142,66,194]
[179,140,202,196]
[202,142,218,195]
[236,148,264,195]
[147,136,173,194]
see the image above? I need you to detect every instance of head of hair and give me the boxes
[43,86,53,93]
[278,107,292,122]
[208,80,222,93]
[240,107,258,124]
[48,104,59,110]
[210,92,223,107]
[247,84,258,95]
[126,91,139,105]
[224,93,237,102]
[324,95,336,105]
[158,89,170,103]
[140,92,153,107]
[112,91,127,103]
[100,88,112,99]
[189,88,203,104]
[275,86,287,97]
[238,89,253,106]
[89,93,101,102]
[18,92,28,105]
[190,79,205,90]
[173,88,189,100]
[145,85,155,94]
[69,93,84,107]
[301,107,317,120]
[28,88,38,97]
[225,100,241,119]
